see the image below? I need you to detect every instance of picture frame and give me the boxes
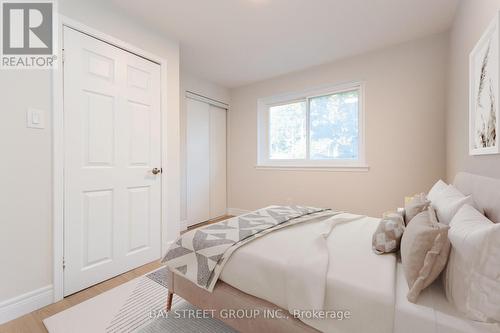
[469,12,500,156]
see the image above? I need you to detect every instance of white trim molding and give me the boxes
[186,91,229,110]
[0,285,53,324]
[227,208,251,216]
[255,165,369,172]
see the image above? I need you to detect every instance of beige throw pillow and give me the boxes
[400,207,451,303]
[372,211,405,254]
[404,193,430,224]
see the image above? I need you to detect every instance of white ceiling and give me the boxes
[111,0,459,88]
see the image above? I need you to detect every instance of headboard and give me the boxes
[454,172,500,224]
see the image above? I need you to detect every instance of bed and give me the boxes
[165,172,500,333]
[394,262,500,333]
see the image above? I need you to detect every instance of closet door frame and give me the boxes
[185,92,228,226]
[186,91,229,110]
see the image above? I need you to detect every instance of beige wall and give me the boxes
[179,71,230,222]
[0,0,180,304]
[0,70,53,303]
[228,33,448,217]
[446,0,500,180]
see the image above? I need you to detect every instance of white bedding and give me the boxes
[394,263,500,333]
[220,214,397,333]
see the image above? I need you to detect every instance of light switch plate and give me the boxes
[27,108,45,129]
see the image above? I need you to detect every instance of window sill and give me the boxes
[254,164,370,172]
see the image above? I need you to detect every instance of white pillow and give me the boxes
[444,204,500,322]
[432,185,473,225]
[427,179,448,203]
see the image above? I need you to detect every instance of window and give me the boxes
[257,83,367,170]
[269,101,307,159]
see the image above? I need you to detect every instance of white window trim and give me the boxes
[257,81,368,171]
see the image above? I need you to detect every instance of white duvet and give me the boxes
[220,213,397,333]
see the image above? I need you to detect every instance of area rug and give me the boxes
[43,267,237,333]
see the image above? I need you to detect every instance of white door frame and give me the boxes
[52,16,169,302]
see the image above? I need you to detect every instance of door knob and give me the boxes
[152,168,162,175]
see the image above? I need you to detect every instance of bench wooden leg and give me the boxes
[166,291,174,311]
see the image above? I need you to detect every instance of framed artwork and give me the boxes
[469,12,499,155]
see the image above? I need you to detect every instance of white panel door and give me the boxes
[209,105,227,219]
[186,98,210,226]
[63,27,162,296]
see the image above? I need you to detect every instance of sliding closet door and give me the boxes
[186,98,211,226]
[209,105,227,219]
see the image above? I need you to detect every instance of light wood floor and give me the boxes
[0,260,163,333]
[0,215,232,333]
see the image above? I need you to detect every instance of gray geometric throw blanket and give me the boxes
[162,206,338,291]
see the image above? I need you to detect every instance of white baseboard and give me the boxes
[227,208,251,216]
[0,285,53,324]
